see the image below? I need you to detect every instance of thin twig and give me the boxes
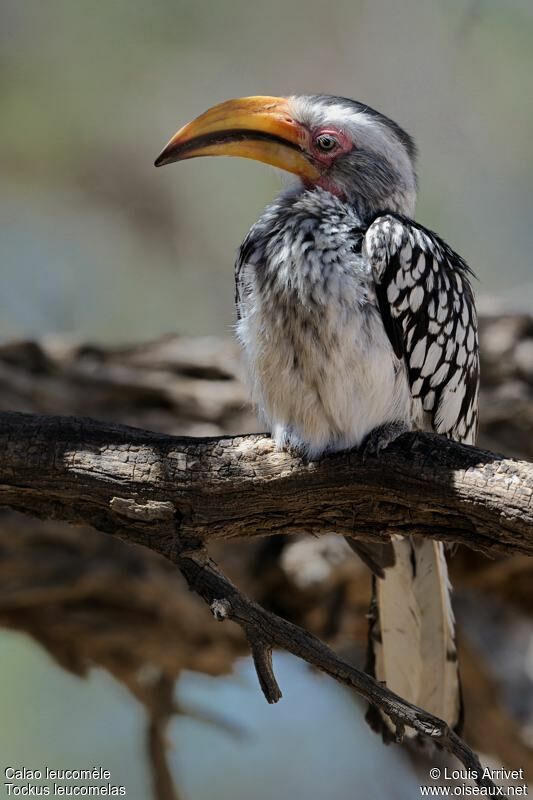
[146,676,182,800]
[1,411,529,792]
[178,550,496,791]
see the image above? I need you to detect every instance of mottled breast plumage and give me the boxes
[235,187,479,455]
[235,189,413,457]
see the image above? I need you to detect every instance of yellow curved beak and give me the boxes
[154,96,319,181]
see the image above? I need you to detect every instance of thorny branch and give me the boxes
[2,413,532,788]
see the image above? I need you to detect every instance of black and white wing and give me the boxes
[364,213,479,445]
[363,213,478,735]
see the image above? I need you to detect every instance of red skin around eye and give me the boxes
[309,127,353,165]
[303,127,354,197]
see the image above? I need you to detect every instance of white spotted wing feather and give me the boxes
[364,214,479,445]
[364,214,479,734]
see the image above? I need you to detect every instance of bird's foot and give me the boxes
[362,421,409,460]
[283,441,308,461]
[274,428,311,463]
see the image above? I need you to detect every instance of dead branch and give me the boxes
[1,315,532,457]
[175,547,496,788]
[1,317,532,792]
[0,412,531,558]
[0,514,244,800]
[3,413,533,788]
[145,676,182,800]
[0,516,244,678]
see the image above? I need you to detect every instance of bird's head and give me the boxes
[155,95,417,217]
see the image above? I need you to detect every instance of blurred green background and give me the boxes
[1,0,532,345]
[0,1,532,798]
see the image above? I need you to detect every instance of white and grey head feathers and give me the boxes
[289,95,417,217]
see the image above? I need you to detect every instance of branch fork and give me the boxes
[1,410,530,791]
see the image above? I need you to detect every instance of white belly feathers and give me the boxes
[235,190,412,458]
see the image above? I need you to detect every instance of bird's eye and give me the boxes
[314,133,339,153]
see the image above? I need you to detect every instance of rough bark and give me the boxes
[0,412,531,559]
[2,412,533,789]
[1,318,533,793]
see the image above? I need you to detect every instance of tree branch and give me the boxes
[177,549,495,788]
[0,411,531,558]
[2,410,532,790]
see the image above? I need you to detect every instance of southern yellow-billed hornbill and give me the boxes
[155,95,479,735]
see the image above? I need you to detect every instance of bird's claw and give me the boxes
[277,432,311,464]
[362,422,409,460]
[284,441,308,461]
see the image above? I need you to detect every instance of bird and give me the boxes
[155,94,479,736]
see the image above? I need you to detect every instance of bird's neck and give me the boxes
[281,181,416,224]
[301,178,416,221]
[290,177,416,222]
[348,187,416,221]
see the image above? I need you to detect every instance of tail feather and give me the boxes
[368,536,461,737]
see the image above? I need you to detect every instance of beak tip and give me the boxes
[155,142,177,167]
